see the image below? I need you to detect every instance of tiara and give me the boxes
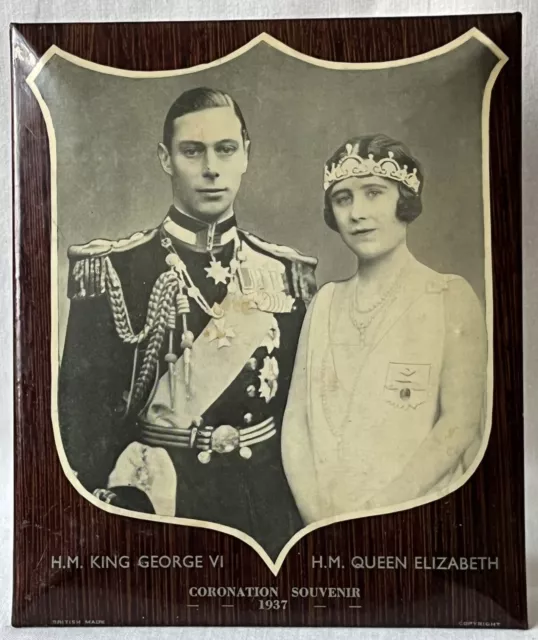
[323,143,421,194]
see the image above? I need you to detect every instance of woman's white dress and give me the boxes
[281,257,466,524]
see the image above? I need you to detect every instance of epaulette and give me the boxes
[239,229,318,304]
[67,228,159,259]
[239,229,318,267]
[67,228,158,300]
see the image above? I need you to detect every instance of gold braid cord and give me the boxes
[131,280,179,406]
[103,256,181,408]
[104,257,177,344]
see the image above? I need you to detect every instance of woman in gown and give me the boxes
[281,134,487,525]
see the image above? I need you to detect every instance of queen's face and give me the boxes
[329,175,407,261]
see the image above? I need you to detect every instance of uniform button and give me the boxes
[246,385,256,398]
[198,451,212,464]
[400,388,411,400]
[244,413,253,424]
[240,446,252,460]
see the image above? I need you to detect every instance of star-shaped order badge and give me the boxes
[205,258,231,285]
[260,316,281,354]
[207,317,236,349]
[258,356,279,403]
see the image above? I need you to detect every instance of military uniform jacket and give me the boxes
[59,207,317,558]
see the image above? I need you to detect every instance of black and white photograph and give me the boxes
[27,29,503,567]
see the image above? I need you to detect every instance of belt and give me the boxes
[139,416,277,464]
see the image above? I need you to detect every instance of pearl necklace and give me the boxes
[350,260,409,348]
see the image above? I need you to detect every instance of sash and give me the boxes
[109,292,275,517]
[143,290,275,429]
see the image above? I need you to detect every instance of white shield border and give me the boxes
[23,27,507,575]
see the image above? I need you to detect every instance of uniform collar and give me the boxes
[163,206,237,252]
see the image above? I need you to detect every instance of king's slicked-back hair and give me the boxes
[324,134,424,230]
[162,87,250,150]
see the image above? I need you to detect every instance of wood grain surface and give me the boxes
[11,15,525,628]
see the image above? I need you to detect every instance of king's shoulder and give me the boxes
[67,227,160,260]
[238,229,318,268]
[238,229,318,303]
[66,227,160,300]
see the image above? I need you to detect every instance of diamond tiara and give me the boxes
[323,142,421,194]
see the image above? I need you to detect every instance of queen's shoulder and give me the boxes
[308,280,342,306]
[443,275,481,307]
[419,265,480,307]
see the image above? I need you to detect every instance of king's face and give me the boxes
[330,175,407,260]
[159,107,249,220]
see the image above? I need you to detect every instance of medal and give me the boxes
[204,258,231,285]
[207,317,236,349]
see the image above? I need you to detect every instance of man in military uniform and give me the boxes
[58,86,317,558]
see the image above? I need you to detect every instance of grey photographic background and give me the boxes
[34,37,498,355]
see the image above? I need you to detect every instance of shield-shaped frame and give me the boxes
[12,16,525,629]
